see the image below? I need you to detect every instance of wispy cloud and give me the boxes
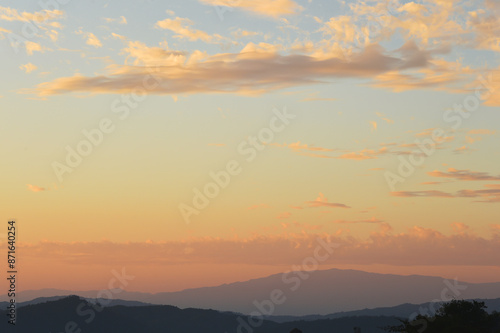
[276,212,291,219]
[76,29,103,48]
[20,63,37,74]
[103,16,127,24]
[305,193,351,209]
[27,184,46,192]
[467,129,496,135]
[0,6,63,22]
[25,41,44,55]
[392,185,500,203]
[199,0,302,18]
[156,16,227,44]
[337,147,388,160]
[332,217,383,224]
[427,168,500,181]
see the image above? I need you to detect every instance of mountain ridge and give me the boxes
[3,268,499,315]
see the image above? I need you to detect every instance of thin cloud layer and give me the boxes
[392,185,500,203]
[332,217,384,224]
[305,193,351,209]
[428,168,500,181]
[13,225,500,267]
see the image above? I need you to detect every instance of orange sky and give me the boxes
[1,0,500,293]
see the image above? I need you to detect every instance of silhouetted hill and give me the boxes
[0,296,400,333]
[264,298,500,322]
[0,295,152,310]
[4,268,499,315]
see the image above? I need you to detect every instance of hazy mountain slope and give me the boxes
[135,269,500,315]
[2,269,500,315]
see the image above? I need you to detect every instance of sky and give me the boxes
[1,0,500,293]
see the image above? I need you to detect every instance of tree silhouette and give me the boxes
[289,328,303,333]
[384,300,500,333]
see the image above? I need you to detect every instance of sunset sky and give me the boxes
[1,0,500,293]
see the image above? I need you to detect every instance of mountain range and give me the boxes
[0,295,402,333]
[3,268,500,316]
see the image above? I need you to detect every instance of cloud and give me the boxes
[453,145,473,154]
[32,41,438,97]
[0,26,11,39]
[19,63,37,74]
[332,217,384,224]
[414,127,454,143]
[24,2,460,101]
[477,69,500,106]
[155,17,226,44]
[305,193,351,209]
[85,33,102,48]
[369,121,377,131]
[111,32,126,40]
[391,190,454,198]
[25,41,44,55]
[372,57,471,93]
[468,9,500,52]
[319,15,359,45]
[0,6,63,22]
[121,40,187,66]
[13,224,500,267]
[375,112,394,124]
[27,184,46,192]
[337,147,388,160]
[76,29,102,48]
[0,7,63,44]
[276,212,291,219]
[103,16,127,24]
[451,222,473,236]
[428,168,500,181]
[231,29,261,39]
[347,0,464,46]
[465,136,481,144]
[269,141,335,154]
[47,29,59,42]
[270,141,396,160]
[392,185,500,203]
[467,129,496,135]
[199,0,302,18]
